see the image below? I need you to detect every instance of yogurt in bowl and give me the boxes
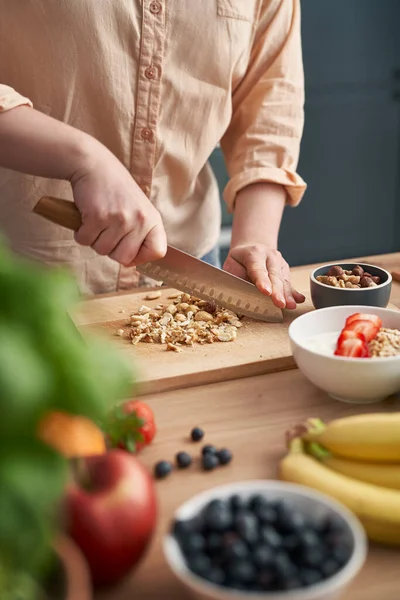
[288,305,400,404]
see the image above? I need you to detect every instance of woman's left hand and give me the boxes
[223,243,306,309]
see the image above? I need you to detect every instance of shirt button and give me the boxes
[145,65,157,80]
[141,127,154,141]
[149,1,162,14]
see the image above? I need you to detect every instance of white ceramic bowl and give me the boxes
[163,480,367,600]
[289,304,400,404]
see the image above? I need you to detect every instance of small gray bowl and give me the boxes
[310,262,392,310]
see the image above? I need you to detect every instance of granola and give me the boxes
[369,328,400,358]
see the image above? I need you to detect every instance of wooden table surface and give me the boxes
[96,253,400,600]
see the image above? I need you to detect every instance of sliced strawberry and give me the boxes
[345,313,382,329]
[344,319,379,343]
[334,337,370,358]
[337,329,365,345]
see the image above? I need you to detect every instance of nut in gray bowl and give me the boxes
[310,263,392,310]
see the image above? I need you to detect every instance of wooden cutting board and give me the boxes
[71,267,397,396]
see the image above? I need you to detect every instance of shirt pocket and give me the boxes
[217,0,255,22]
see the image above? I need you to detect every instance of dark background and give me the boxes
[210,0,400,266]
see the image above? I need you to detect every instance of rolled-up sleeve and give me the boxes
[0,84,32,112]
[221,0,306,211]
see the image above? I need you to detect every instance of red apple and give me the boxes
[65,449,157,587]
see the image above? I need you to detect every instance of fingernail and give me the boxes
[277,295,286,306]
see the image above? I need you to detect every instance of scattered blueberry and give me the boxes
[202,453,219,471]
[190,427,204,442]
[154,460,173,479]
[171,494,354,593]
[176,451,192,469]
[217,448,233,465]
[202,444,218,456]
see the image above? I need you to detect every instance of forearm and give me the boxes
[230,182,286,249]
[0,106,95,181]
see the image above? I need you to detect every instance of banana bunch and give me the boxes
[279,413,400,546]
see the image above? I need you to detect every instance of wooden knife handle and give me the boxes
[33,196,82,232]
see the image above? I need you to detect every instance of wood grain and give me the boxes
[72,258,399,396]
[95,369,400,600]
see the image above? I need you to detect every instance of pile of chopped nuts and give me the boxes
[115,291,242,352]
[316,265,381,289]
[369,327,400,358]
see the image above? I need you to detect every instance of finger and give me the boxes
[131,224,167,265]
[222,255,249,282]
[282,263,306,305]
[108,230,143,267]
[229,246,272,295]
[281,263,296,309]
[265,255,286,308]
[74,211,106,247]
[91,221,132,256]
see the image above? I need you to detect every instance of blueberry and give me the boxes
[188,553,212,577]
[260,526,283,549]
[252,545,274,568]
[301,529,320,546]
[279,510,308,535]
[191,427,204,442]
[257,569,277,591]
[223,539,249,561]
[281,578,303,591]
[320,559,340,578]
[217,448,232,465]
[202,444,218,456]
[154,460,173,479]
[202,453,219,471]
[203,501,233,532]
[206,532,223,555]
[206,567,226,586]
[172,517,200,539]
[248,494,269,511]
[227,560,257,584]
[230,494,247,512]
[255,505,278,526]
[331,544,352,565]
[181,533,206,555]
[283,534,300,553]
[235,511,259,545]
[274,551,297,581]
[176,451,192,469]
[301,568,323,587]
[302,546,324,568]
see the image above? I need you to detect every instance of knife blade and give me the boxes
[33,196,283,323]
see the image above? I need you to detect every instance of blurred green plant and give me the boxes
[0,239,133,598]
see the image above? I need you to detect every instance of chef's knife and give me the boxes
[33,196,283,323]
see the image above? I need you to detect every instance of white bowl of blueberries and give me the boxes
[163,480,367,600]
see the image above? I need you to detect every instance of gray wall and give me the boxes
[211,0,400,266]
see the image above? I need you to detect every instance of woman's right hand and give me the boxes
[71,143,167,267]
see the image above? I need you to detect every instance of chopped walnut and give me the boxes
[123,293,242,351]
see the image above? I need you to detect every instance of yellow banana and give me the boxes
[279,439,400,545]
[306,442,400,491]
[303,414,400,462]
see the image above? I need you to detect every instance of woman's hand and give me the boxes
[224,244,305,310]
[71,144,167,267]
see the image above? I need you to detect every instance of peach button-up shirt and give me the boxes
[0,0,306,295]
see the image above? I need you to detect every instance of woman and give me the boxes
[0,0,306,308]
